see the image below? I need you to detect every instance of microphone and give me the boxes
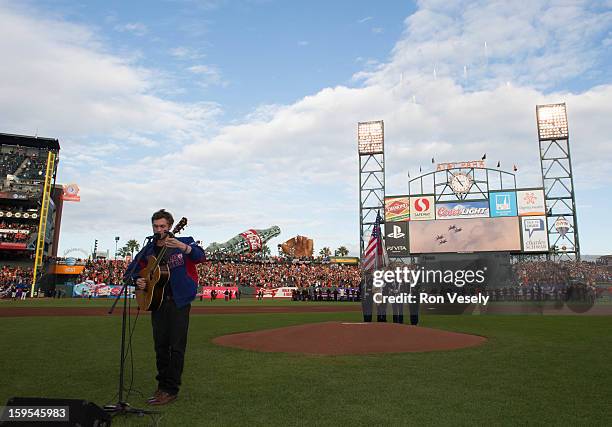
[146,232,162,241]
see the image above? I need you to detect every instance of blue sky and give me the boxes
[0,0,611,256]
[33,0,414,118]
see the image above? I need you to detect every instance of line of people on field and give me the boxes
[291,286,360,302]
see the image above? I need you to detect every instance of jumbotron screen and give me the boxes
[409,217,521,253]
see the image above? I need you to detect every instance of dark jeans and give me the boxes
[151,298,191,395]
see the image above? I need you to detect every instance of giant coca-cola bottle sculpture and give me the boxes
[205,226,281,254]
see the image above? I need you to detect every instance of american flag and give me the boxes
[362,211,386,272]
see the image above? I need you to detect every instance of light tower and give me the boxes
[358,120,385,258]
[536,103,580,261]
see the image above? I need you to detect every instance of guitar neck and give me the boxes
[149,218,187,269]
[151,244,169,270]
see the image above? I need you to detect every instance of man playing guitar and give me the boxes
[126,209,205,406]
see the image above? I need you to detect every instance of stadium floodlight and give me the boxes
[358,120,384,154]
[536,103,568,141]
[536,102,579,260]
[114,236,120,260]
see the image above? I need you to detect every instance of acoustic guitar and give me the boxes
[135,217,188,311]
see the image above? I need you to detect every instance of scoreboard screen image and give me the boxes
[409,217,521,254]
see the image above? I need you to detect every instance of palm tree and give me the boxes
[125,239,140,257]
[319,247,331,257]
[336,246,349,257]
[117,246,131,258]
[261,244,271,257]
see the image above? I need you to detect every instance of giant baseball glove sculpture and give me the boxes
[281,235,314,257]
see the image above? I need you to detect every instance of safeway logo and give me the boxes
[414,198,430,212]
[388,225,405,239]
[410,196,435,220]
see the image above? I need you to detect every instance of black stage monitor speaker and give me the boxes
[1,397,111,427]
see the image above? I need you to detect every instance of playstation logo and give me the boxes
[388,225,405,239]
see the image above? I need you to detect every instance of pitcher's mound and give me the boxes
[213,321,486,355]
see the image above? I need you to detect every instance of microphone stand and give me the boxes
[104,236,159,418]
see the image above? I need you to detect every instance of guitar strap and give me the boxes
[153,245,168,265]
[153,244,172,297]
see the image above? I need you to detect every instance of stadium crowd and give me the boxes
[1,144,46,199]
[0,264,32,298]
[0,146,46,181]
[485,260,611,302]
[513,260,610,286]
[1,255,610,302]
[0,222,36,243]
[76,259,128,285]
[197,254,361,289]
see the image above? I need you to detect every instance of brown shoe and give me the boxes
[147,389,162,404]
[149,391,177,406]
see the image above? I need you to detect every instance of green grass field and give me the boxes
[1,300,611,426]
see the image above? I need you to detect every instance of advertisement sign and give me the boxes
[257,287,298,298]
[554,216,570,237]
[384,196,410,222]
[436,200,489,220]
[73,281,134,297]
[240,229,262,252]
[51,265,86,275]
[0,229,30,235]
[521,216,549,252]
[329,257,360,265]
[384,222,409,257]
[517,189,546,216]
[410,196,435,221]
[61,183,81,202]
[436,160,486,171]
[0,242,27,250]
[0,191,30,200]
[489,192,518,217]
[409,217,521,253]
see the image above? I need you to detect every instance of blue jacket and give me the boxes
[126,236,205,308]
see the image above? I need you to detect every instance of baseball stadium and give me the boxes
[1,2,612,425]
[1,101,611,426]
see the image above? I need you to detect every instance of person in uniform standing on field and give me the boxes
[390,263,404,324]
[361,272,374,322]
[408,264,420,326]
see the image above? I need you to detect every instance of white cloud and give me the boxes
[187,64,226,87]
[1,1,610,255]
[358,16,373,24]
[298,40,309,46]
[114,22,148,36]
[358,0,612,90]
[169,46,205,60]
[0,5,220,141]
